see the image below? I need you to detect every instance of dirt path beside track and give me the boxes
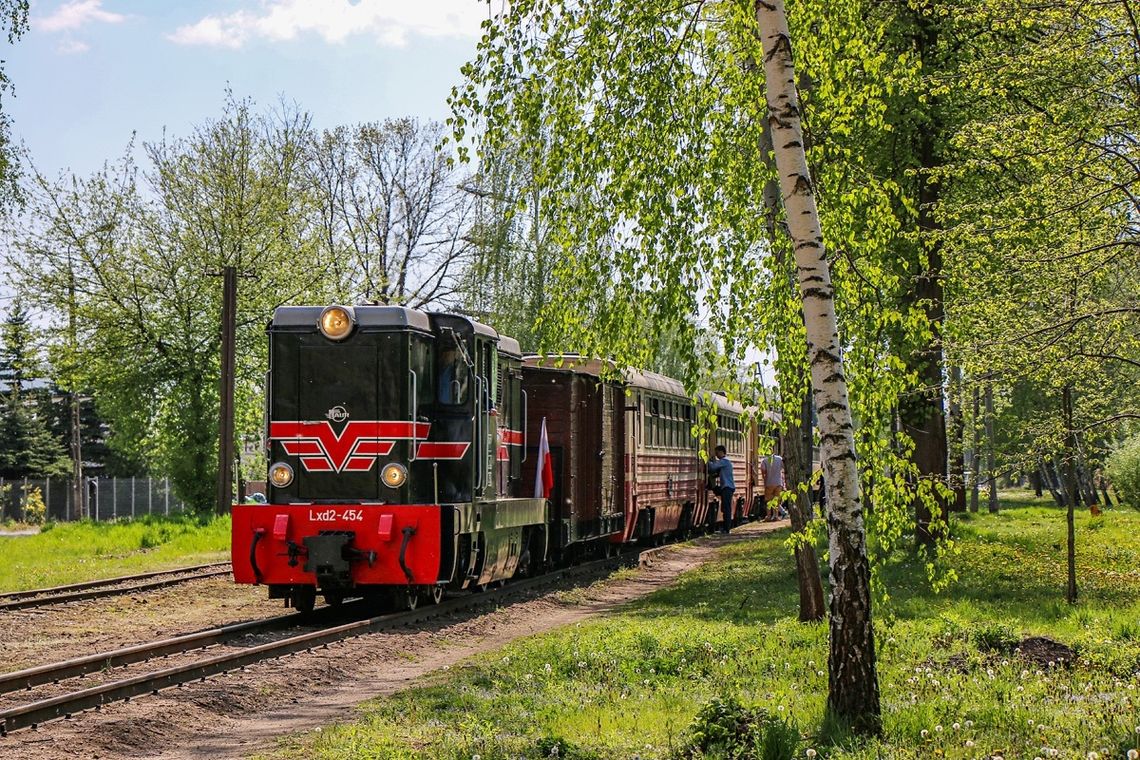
[3,520,788,760]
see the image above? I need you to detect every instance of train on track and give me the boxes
[231,305,777,612]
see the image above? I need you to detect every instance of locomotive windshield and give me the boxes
[269,329,413,504]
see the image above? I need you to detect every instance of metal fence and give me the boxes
[0,476,186,522]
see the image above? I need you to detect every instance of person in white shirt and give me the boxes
[760,453,786,522]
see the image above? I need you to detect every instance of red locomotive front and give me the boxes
[232,305,547,612]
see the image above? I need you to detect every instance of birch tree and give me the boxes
[756,0,879,730]
[455,0,887,732]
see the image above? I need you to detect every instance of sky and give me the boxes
[5,0,491,178]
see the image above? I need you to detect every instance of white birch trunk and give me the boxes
[755,0,881,733]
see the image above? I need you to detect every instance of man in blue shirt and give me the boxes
[708,445,735,534]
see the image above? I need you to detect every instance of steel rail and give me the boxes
[0,553,637,736]
[0,611,304,694]
[0,563,231,601]
[0,566,233,612]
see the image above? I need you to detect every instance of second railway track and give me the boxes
[0,550,640,736]
[0,562,233,612]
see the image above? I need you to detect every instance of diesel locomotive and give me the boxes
[231,304,772,612]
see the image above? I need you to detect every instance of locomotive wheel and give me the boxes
[404,588,420,611]
[291,586,317,615]
[427,585,444,605]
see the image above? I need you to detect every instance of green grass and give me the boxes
[0,514,232,592]
[267,494,1140,759]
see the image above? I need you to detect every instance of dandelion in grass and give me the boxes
[806,750,817,758]
[1087,753,1098,760]
[921,730,929,739]
[952,723,961,730]
[935,725,943,733]
[965,720,974,728]
[965,741,974,748]
[1127,750,1138,759]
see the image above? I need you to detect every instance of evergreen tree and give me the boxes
[0,300,67,478]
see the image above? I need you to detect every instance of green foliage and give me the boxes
[970,622,1018,654]
[0,299,67,479]
[272,500,1140,759]
[0,513,230,591]
[20,485,45,524]
[0,0,27,209]
[680,695,801,760]
[9,94,342,509]
[1106,435,1140,509]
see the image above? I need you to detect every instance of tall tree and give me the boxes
[756,0,880,731]
[455,0,886,733]
[0,0,27,209]
[9,96,338,509]
[0,298,67,478]
[941,0,1140,602]
[311,119,472,308]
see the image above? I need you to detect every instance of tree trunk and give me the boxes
[781,386,826,622]
[756,0,880,735]
[757,50,825,626]
[899,7,949,547]
[1062,385,1078,604]
[970,385,980,512]
[984,381,998,513]
[1030,469,1043,498]
[948,366,967,512]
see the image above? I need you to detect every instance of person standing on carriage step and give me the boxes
[761,452,786,521]
[707,445,735,534]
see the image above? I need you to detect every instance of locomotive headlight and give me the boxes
[318,305,355,341]
[269,462,294,488]
[381,462,408,489]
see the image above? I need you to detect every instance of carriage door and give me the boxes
[474,337,497,501]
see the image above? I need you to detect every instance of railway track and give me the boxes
[0,563,232,612]
[0,551,639,736]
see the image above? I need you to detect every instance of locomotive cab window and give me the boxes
[436,339,470,406]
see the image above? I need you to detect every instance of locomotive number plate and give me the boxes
[309,508,365,522]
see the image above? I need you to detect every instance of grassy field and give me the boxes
[0,514,231,592]
[268,494,1140,759]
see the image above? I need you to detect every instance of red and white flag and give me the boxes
[534,416,554,499]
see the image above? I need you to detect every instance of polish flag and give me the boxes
[534,416,554,499]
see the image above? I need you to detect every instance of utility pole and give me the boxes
[216,266,237,515]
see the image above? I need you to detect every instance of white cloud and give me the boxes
[55,38,91,54]
[167,0,487,50]
[37,0,126,33]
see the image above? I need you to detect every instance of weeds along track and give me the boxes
[0,552,640,736]
[0,563,232,611]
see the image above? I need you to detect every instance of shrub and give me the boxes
[679,694,800,760]
[971,622,1019,652]
[22,486,46,525]
[1106,435,1140,509]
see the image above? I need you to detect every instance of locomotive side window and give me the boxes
[411,336,434,419]
[437,341,469,405]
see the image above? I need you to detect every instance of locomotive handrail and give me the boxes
[521,389,528,463]
[409,369,418,462]
[473,375,484,491]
